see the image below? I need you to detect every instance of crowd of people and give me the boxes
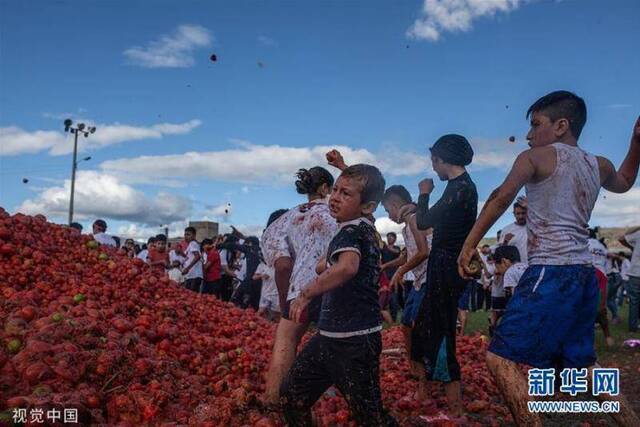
[81,90,640,426]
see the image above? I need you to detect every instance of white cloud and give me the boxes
[592,187,640,227]
[117,220,189,241]
[124,24,212,68]
[0,120,201,157]
[0,126,66,156]
[241,186,250,193]
[100,138,519,186]
[100,142,427,185]
[375,216,405,246]
[407,0,525,42]
[469,137,525,171]
[17,171,192,226]
[257,35,277,47]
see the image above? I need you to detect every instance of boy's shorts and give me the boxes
[489,265,598,369]
[282,296,322,323]
[491,296,507,311]
[401,283,426,326]
[378,289,392,310]
[457,281,473,311]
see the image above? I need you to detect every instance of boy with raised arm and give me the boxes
[458,91,640,426]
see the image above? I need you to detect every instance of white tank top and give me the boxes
[526,143,600,266]
[402,214,431,289]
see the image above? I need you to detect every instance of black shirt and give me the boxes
[416,172,477,254]
[318,219,382,334]
[381,244,401,280]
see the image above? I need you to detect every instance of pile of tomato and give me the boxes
[0,209,514,426]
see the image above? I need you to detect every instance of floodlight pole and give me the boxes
[65,120,96,225]
[68,129,80,225]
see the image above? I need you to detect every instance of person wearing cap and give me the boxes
[92,219,116,247]
[399,134,477,417]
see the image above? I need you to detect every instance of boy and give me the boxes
[202,238,222,296]
[381,185,431,382]
[282,164,396,426]
[137,237,155,263]
[490,245,526,332]
[148,234,170,276]
[92,219,116,247]
[458,91,640,426]
[588,229,614,347]
[181,227,203,293]
[168,242,186,284]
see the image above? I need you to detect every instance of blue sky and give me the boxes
[1,0,639,241]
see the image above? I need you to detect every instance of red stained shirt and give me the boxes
[205,248,222,281]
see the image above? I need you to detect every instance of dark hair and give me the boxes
[202,238,213,246]
[125,238,134,245]
[147,237,156,245]
[155,234,167,242]
[494,245,521,264]
[185,226,196,235]
[514,202,526,210]
[70,222,83,231]
[526,90,587,139]
[93,219,107,231]
[295,166,334,195]
[113,236,121,248]
[386,232,397,239]
[245,236,260,246]
[481,244,490,248]
[267,209,288,228]
[588,227,599,240]
[340,164,386,204]
[383,185,412,204]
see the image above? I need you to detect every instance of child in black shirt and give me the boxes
[282,164,397,427]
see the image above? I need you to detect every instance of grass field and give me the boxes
[462,303,640,426]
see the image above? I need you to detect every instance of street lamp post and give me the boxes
[64,119,96,225]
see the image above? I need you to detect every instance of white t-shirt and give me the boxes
[499,222,528,263]
[261,199,338,301]
[401,218,431,290]
[588,238,608,275]
[136,249,149,263]
[256,262,279,309]
[237,255,247,282]
[626,230,640,278]
[478,253,494,286]
[169,249,185,267]
[182,240,203,280]
[503,262,528,289]
[620,258,631,281]
[491,275,505,298]
[94,232,117,247]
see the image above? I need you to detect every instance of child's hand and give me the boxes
[326,149,347,170]
[289,294,310,323]
[458,245,480,279]
[418,178,434,195]
[389,270,403,291]
[398,203,417,221]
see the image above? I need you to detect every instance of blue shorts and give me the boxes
[457,281,473,311]
[489,265,598,369]
[401,284,426,326]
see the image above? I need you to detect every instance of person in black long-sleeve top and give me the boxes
[403,134,477,417]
